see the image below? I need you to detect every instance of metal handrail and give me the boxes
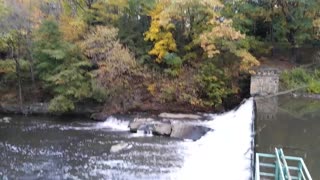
[255,148,312,180]
[275,148,286,180]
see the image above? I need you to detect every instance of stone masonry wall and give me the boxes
[250,68,280,96]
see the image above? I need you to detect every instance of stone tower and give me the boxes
[250,67,280,96]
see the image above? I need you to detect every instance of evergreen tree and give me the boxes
[33,20,92,112]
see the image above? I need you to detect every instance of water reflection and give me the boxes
[256,95,320,179]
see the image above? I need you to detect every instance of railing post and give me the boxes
[275,160,279,180]
[275,148,286,180]
[279,149,292,180]
[298,162,302,180]
[255,153,260,180]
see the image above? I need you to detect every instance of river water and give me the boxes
[256,95,320,179]
[1,96,319,179]
[0,99,254,180]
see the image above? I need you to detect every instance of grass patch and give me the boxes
[280,68,320,94]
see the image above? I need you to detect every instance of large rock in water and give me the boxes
[159,113,202,120]
[153,123,172,136]
[129,118,154,132]
[110,143,132,154]
[137,124,153,134]
[90,113,108,121]
[170,123,212,141]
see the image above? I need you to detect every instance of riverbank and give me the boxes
[0,84,242,118]
[1,55,316,118]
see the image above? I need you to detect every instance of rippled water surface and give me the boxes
[256,95,320,179]
[0,99,255,180]
[0,116,190,179]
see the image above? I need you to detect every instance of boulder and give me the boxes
[110,143,132,154]
[170,123,212,141]
[153,123,172,136]
[90,113,109,121]
[129,118,154,132]
[137,124,153,135]
[159,113,202,120]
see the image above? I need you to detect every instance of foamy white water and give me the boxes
[96,116,130,131]
[174,98,254,180]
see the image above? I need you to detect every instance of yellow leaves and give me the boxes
[200,18,245,59]
[200,15,259,75]
[199,0,223,7]
[60,15,87,42]
[147,83,156,96]
[148,32,177,62]
[313,18,320,39]
[212,19,245,40]
[313,18,320,27]
[236,50,260,73]
[169,0,223,11]
[144,2,177,63]
[200,39,220,58]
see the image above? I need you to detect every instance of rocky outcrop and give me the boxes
[159,113,202,120]
[129,118,154,132]
[110,143,133,154]
[128,118,212,141]
[170,123,212,141]
[0,103,49,114]
[153,123,172,136]
[137,124,153,134]
[90,113,109,121]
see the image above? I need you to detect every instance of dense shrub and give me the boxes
[281,68,320,94]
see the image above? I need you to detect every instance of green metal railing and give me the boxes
[255,148,312,180]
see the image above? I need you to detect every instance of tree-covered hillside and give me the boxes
[0,0,319,114]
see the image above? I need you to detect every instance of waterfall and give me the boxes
[174,98,254,180]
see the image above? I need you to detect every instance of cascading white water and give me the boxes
[174,98,254,180]
[96,116,130,131]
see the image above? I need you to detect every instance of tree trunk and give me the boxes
[15,58,23,111]
[27,39,35,85]
[291,46,297,63]
[271,2,275,57]
[11,47,23,112]
[28,0,35,86]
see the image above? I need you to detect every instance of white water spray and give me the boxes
[174,98,254,180]
[96,116,130,131]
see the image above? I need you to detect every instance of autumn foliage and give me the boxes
[1,0,319,113]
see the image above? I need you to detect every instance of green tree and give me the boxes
[0,31,25,109]
[117,0,155,63]
[224,0,320,59]
[84,0,128,26]
[0,0,6,17]
[33,20,92,112]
